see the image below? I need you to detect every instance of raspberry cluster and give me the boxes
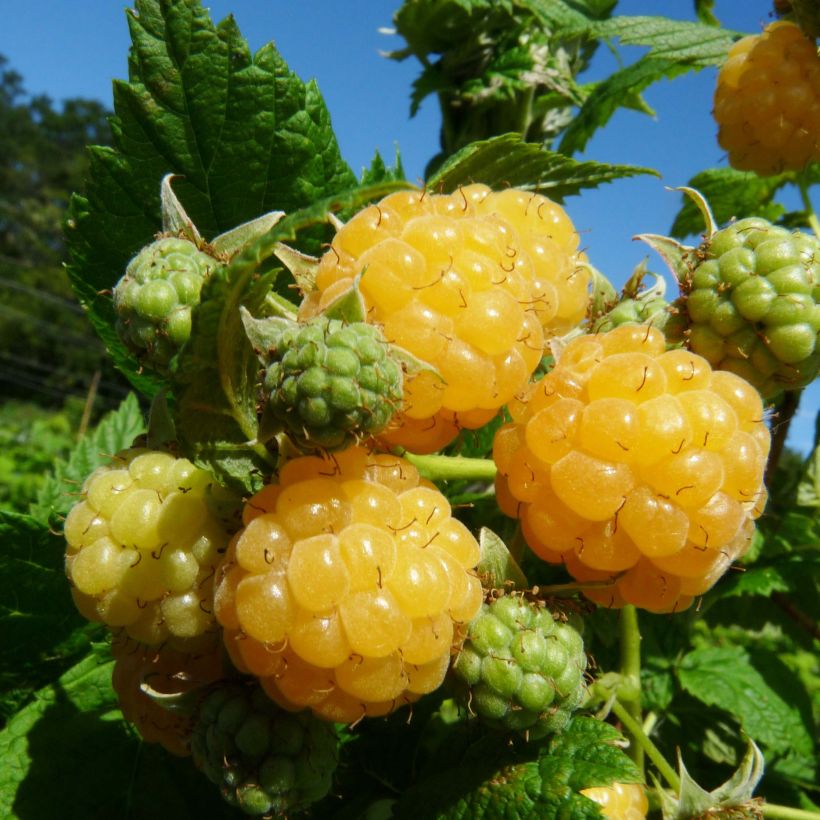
[114,237,220,371]
[451,595,587,739]
[301,185,588,452]
[680,217,819,398]
[713,20,820,175]
[581,782,648,820]
[263,315,403,450]
[191,682,339,817]
[213,446,483,723]
[493,326,770,612]
[65,448,231,644]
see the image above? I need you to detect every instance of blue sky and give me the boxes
[2,0,817,452]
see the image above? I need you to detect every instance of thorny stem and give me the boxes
[765,390,800,485]
[798,175,820,240]
[609,698,679,792]
[400,452,497,482]
[618,605,644,774]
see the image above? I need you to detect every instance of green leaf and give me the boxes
[549,13,739,154]
[171,182,410,494]
[677,646,815,761]
[0,649,241,819]
[394,716,640,818]
[66,0,356,393]
[427,133,657,200]
[30,393,145,526]
[360,148,406,187]
[796,443,820,508]
[0,513,92,715]
[717,554,820,601]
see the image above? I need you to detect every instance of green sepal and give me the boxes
[668,185,718,238]
[139,681,206,716]
[211,211,286,259]
[636,233,696,287]
[239,306,296,365]
[387,343,443,380]
[274,242,321,293]
[321,274,368,323]
[478,527,528,591]
[146,389,176,449]
[160,173,203,245]
[657,739,765,820]
[586,261,619,322]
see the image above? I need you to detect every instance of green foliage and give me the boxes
[428,133,657,200]
[65,0,358,396]
[393,717,641,818]
[0,648,241,819]
[0,400,80,514]
[670,166,820,238]
[31,392,146,526]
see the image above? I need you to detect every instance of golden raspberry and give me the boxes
[302,185,589,452]
[65,448,232,644]
[213,446,483,723]
[493,326,770,613]
[581,782,648,820]
[713,21,820,175]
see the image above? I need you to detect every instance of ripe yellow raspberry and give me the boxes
[213,446,483,724]
[581,782,648,820]
[713,21,820,175]
[302,185,589,452]
[65,448,233,644]
[493,326,770,613]
[111,631,226,757]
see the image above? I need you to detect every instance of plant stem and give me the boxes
[610,699,680,792]
[765,389,800,485]
[618,605,644,773]
[763,805,820,820]
[798,175,820,240]
[400,452,497,482]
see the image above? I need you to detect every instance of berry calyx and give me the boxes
[214,446,483,723]
[451,594,588,739]
[300,185,589,452]
[65,447,232,644]
[493,326,770,613]
[113,237,220,372]
[713,21,820,175]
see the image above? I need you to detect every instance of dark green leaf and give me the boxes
[717,554,820,601]
[427,133,656,200]
[0,649,241,819]
[31,392,145,526]
[394,716,640,818]
[0,513,92,715]
[66,0,356,392]
[677,646,814,761]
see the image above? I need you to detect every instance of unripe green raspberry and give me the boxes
[263,316,403,450]
[682,218,820,397]
[191,683,339,817]
[451,595,587,740]
[114,237,220,372]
